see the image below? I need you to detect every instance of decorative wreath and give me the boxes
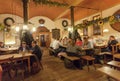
[62,20,68,27]
[39,19,45,24]
[4,17,15,27]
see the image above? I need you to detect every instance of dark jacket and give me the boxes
[18,46,30,52]
[31,45,42,61]
[108,40,118,51]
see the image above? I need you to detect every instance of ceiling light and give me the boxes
[15,26,20,32]
[23,25,28,30]
[103,29,109,32]
[32,27,36,32]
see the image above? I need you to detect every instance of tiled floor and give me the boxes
[2,48,115,81]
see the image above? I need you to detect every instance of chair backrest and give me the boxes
[0,65,2,81]
[111,43,120,54]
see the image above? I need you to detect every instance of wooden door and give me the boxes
[39,32,51,47]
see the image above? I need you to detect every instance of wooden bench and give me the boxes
[98,66,120,81]
[58,52,81,69]
[59,52,80,61]
[81,55,96,71]
[107,60,120,69]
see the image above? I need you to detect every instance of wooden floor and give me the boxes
[3,48,116,81]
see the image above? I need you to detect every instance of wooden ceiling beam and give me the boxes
[54,0,84,21]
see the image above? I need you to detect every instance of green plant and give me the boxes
[33,0,69,7]
[0,23,5,31]
[75,15,120,29]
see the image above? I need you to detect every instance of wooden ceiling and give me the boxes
[0,0,120,21]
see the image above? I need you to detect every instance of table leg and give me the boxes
[87,61,89,72]
[104,54,106,64]
[27,57,31,73]
[92,60,96,70]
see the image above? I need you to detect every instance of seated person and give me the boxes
[18,41,30,53]
[75,37,82,47]
[101,35,118,52]
[0,42,5,48]
[66,39,82,57]
[65,39,82,69]
[82,37,94,56]
[50,38,62,56]
[82,37,93,49]
[108,35,118,51]
[30,41,42,62]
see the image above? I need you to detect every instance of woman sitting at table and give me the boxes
[18,41,30,53]
[75,37,82,47]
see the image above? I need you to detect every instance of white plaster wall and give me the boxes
[0,14,70,44]
[29,17,70,39]
[54,18,70,38]
[0,14,23,46]
[29,16,55,32]
[75,4,120,39]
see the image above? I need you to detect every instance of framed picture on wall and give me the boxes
[52,28,60,39]
[93,15,102,35]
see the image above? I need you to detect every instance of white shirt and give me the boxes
[52,40,61,49]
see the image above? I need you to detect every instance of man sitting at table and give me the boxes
[18,41,30,53]
[30,41,42,63]
[50,38,62,56]
[65,39,83,69]
[101,35,118,52]
[0,42,5,48]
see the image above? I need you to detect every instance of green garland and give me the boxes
[0,23,5,31]
[75,15,120,29]
[33,0,69,7]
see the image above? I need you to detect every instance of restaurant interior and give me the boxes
[0,0,120,81]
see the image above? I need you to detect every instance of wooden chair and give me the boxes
[2,56,25,81]
[0,65,2,81]
[112,43,120,60]
[96,43,120,63]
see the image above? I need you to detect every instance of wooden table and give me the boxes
[98,66,120,81]
[0,53,33,72]
[107,60,120,69]
[0,47,18,51]
[0,47,18,54]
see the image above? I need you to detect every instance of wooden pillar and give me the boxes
[70,6,77,40]
[70,6,74,28]
[70,6,80,40]
[22,0,28,25]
